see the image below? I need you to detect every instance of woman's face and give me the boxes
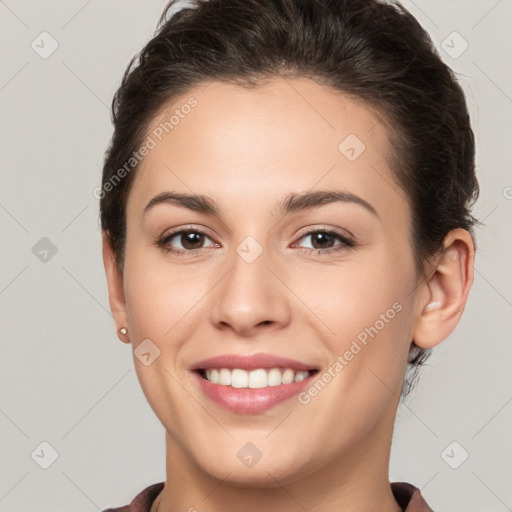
[117,77,424,485]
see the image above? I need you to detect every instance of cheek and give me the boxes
[122,242,189,334]
[305,245,414,333]
[122,249,222,361]
[122,250,196,428]
[302,245,416,396]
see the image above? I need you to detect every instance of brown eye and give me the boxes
[308,232,337,250]
[159,229,216,254]
[178,231,206,250]
[296,230,354,252]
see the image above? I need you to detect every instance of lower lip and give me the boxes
[192,371,314,414]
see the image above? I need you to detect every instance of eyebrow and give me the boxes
[143,189,379,219]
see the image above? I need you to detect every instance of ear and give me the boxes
[102,231,130,344]
[413,228,475,349]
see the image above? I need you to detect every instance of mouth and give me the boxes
[196,367,318,388]
[190,353,320,414]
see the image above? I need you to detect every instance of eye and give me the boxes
[156,227,355,257]
[294,229,355,254]
[157,228,217,256]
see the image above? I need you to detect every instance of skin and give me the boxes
[102,77,474,512]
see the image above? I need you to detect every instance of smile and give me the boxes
[198,367,315,388]
[190,353,320,413]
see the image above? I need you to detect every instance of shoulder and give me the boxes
[391,481,435,512]
[102,482,165,512]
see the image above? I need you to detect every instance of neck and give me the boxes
[154,413,402,512]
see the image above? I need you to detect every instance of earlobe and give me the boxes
[102,232,130,344]
[413,229,475,349]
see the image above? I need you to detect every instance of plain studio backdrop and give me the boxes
[0,1,511,511]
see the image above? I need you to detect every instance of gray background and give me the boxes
[0,1,511,511]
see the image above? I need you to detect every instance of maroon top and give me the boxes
[102,481,434,511]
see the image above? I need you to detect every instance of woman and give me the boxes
[99,0,478,510]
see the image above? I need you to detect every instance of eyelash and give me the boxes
[156,226,355,258]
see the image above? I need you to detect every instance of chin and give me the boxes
[193,447,314,488]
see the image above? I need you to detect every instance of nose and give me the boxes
[209,244,292,337]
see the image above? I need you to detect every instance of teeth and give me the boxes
[202,367,312,388]
[231,369,248,388]
[267,368,282,386]
[248,368,267,388]
[218,368,231,385]
[294,371,308,382]
[281,368,294,384]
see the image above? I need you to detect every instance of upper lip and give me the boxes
[190,353,319,372]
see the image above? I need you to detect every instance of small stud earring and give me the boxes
[119,327,128,335]
[424,301,441,312]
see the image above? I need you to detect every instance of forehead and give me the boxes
[127,76,406,224]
